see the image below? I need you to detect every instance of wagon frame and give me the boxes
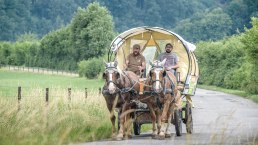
[108,27,199,136]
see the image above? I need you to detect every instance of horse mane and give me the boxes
[119,71,140,91]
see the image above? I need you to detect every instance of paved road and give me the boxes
[77,89,258,145]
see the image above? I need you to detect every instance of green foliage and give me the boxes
[241,17,258,94]
[70,2,114,61]
[196,35,246,88]
[1,0,257,42]
[78,58,104,79]
[16,32,39,42]
[224,0,258,34]
[0,2,114,73]
[0,42,13,65]
[0,0,31,41]
[242,17,258,63]
[196,19,258,94]
[36,2,114,71]
[174,8,233,42]
[0,41,40,67]
[0,91,110,145]
[38,26,76,70]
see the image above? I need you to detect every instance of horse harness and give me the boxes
[149,66,176,109]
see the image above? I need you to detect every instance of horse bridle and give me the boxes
[104,67,120,88]
[149,66,165,92]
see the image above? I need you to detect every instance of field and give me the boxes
[0,70,103,98]
[0,70,112,145]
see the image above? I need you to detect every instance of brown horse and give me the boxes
[147,59,181,139]
[105,60,180,140]
[102,61,124,139]
[103,61,138,140]
[115,70,165,140]
[115,70,140,140]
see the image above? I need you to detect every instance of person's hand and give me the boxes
[165,66,171,70]
[138,66,142,71]
[123,65,127,70]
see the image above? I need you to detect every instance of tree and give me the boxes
[70,2,114,61]
[174,8,233,42]
[16,32,38,42]
[224,0,249,34]
[38,26,75,70]
[241,17,258,94]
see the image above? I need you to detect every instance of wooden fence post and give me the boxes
[18,86,21,110]
[68,88,71,101]
[46,88,49,104]
[99,87,101,95]
[85,88,87,99]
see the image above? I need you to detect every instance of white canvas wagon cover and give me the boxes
[108,27,199,95]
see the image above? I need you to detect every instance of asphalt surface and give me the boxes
[76,88,258,145]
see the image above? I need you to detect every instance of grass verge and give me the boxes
[198,85,258,103]
[0,90,111,145]
[0,70,112,144]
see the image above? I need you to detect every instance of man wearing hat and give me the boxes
[124,44,146,76]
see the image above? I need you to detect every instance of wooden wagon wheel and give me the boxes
[174,109,182,136]
[133,122,141,135]
[185,101,193,133]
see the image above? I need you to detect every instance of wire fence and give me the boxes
[0,85,102,98]
[0,85,103,110]
[1,65,79,77]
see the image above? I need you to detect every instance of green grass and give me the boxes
[0,91,111,145]
[0,70,113,145]
[0,70,104,98]
[198,85,258,103]
[141,124,152,132]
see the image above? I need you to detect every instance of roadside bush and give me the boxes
[196,18,258,95]
[78,57,104,79]
[224,64,249,89]
[241,17,258,94]
[196,35,246,89]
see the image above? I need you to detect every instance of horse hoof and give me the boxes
[158,135,165,140]
[165,133,171,138]
[123,134,132,140]
[116,134,123,141]
[111,134,117,140]
[158,132,165,140]
[151,134,159,139]
[127,134,133,139]
[115,137,123,141]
